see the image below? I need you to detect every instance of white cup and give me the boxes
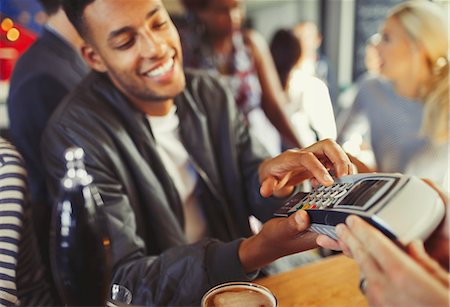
[201,282,277,307]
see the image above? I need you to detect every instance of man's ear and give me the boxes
[81,44,107,72]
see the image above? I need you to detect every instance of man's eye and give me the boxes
[154,21,167,29]
[116,38,135,50]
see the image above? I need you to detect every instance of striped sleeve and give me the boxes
[0,139,25,307]
[0,138,54,306]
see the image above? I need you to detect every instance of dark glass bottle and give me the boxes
[50,147,112,306]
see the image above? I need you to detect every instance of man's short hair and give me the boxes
[38,0,61,16]
[62,0,95,38]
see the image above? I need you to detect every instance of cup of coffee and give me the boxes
[201,282,277,307]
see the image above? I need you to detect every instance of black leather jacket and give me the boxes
[41,70,284,305]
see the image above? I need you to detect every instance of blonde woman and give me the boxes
[336,3,449,304]
[335,6,449,306]
[376,0,449,185]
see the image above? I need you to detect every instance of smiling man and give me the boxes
[41,0,352,305]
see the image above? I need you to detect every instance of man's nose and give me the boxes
[139,31,166,58]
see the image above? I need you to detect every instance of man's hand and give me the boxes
[258,139,354,198]
[239,210,318,273]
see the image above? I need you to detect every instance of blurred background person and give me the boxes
[177,0,302,155]
[7,0,88,209]
[339,81,425,176]
[293,21,339,115]
[270,28,339,260]
[338,0,448,184]
[381,1,449,185]
[6,0,88,291]
[336,33,381,131]
[336,33,385,170]
[337,69,424,174]
[270,28,336,148]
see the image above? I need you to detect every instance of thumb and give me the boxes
[288,210,310,234]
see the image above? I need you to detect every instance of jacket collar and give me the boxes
[90,72,186,226]
[175,87,224,200]
[91,71,224,202]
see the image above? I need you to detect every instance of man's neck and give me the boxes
[46,9,84,51]
[133,99,175,116]
[107,74,176,116]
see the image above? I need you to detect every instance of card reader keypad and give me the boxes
[288,183,353,214]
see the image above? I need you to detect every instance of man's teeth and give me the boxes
[146,58,174,77]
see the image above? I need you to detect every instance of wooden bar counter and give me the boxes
[255,255,368,307]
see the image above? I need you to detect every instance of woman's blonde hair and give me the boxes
[388,0,449,144]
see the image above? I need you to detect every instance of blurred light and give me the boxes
[34,11,47,25]
[6,28,20,41]
[102,239,111,247]
[18,11,31,26]
[0,48,19,60]
[1,18,14,32]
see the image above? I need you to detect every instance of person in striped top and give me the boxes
[0,137,55,306]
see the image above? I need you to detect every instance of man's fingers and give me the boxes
[260,176,278,198]
[292,151,334,186]
[274,171,293,190]
[305,139,353,178]
[258,139,354,196]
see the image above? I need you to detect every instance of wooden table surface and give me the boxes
[255,255,368,307]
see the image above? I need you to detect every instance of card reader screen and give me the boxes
[339,180,388,207]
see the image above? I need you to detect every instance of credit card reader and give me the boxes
[274,173,445,244]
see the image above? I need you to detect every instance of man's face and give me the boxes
[82,0,185,107]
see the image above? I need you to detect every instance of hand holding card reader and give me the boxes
[274,173,445,244]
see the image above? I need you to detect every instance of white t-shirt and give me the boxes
[147,106,208,243]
